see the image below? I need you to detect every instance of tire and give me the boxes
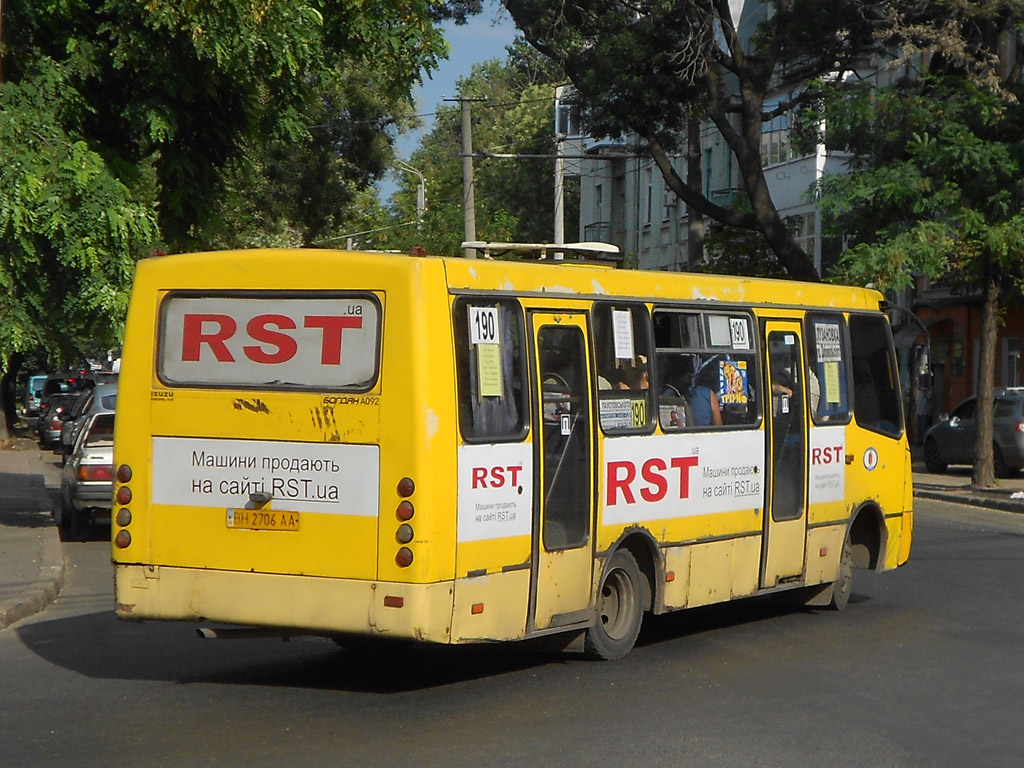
[584,549,644,660]
[56,491,73,530]
[828,534,854,611]
[923,438,947,474]
[993,444,1013,479]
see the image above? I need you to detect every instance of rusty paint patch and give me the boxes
[233,398,270,414]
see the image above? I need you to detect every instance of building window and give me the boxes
[1003,337,1021,387]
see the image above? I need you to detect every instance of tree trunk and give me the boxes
[972,272,1000,489]
[0,351,23,442]
[686,116,704,270]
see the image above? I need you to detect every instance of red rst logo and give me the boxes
[181,313,363,365]
[471,465,523,489]
[607,456,699,505]
[811,445,843,465]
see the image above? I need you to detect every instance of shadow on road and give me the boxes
[13,584,868,694]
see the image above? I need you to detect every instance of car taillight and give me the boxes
[79,465,113,481]
[1016,421,1024,433]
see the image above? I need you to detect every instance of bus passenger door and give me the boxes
[762,322,808,587]
[529,312,595,632]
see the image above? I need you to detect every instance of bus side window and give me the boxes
[805,313,852,425]
[850,314,903,438]
[593,303,653,433]
[453,298,528,442]
[653,309,760,430]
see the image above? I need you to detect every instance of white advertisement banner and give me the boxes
[457,442,534,542]
[151,437,379,515]
[602,432,765,525]
[808,426,846,504]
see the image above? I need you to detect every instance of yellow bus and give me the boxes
[112,245,913,659]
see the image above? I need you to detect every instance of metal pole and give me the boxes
[459,98,477,258]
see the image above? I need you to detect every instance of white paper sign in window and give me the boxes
[612,309,635,360]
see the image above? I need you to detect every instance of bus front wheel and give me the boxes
[585,549,644,660]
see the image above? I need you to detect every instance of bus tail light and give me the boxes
[116,464,133,483]
[396,524,414,544]
[115,486,132,505]
[397,501,414,520]
[114,530,131,549]
[397,477,415,498]
[396,547,414,567]
[115,508,132,527]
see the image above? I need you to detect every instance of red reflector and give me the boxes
[383,596,404,608]
[665,571,675,583]
[471,603,484,615]
[820,547,829,558]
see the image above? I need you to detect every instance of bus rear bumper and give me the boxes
[114,564,455,643]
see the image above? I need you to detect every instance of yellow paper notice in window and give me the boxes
[477,343,503,397]
[824,361,841,404]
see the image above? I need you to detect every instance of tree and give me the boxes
[816,72,1024,489]
[501,0,907,281]
[0,1,463,435]
[363,39,573,256]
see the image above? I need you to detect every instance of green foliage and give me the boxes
[0,55,157,366]
[817,75,1024,293]
[361,39,572,256]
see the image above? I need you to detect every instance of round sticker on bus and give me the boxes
[863,447,879,471]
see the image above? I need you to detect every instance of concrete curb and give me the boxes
[914,488,1024,515]
[0,526,65,631]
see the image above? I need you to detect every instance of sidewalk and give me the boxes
[2,440,1023,631]
[0,438,66,630]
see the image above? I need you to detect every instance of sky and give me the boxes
[379,1,518,202]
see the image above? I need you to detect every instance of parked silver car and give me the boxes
[923,388,1024,477]
[58,412,115,536]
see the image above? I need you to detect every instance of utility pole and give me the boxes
[448,97,484,259]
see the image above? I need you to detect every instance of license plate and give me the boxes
[226,508,300,531]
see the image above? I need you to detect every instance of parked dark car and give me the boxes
[38,392,79,450]
[923,388,1024,477]
[58,412,115,535]
[57,383,117,458]
[20,374,47,427]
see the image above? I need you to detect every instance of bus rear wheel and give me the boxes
[585,549,644,660]
[829,534,854,611]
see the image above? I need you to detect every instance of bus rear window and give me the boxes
[158,293,381,390]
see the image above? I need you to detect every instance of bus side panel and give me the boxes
[450,571,531,642]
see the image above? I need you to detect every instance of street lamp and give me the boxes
[396,160,426,227]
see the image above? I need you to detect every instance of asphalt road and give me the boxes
[2,498,1024,768]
